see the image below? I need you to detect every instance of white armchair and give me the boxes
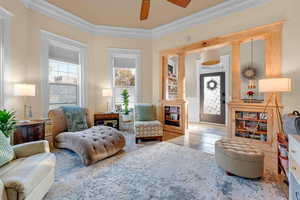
[0,141,56,200]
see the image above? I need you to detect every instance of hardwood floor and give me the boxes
[165,128,224,154]
[125,123,225,155]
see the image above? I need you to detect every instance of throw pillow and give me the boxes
[0,132,15,167]
[135,104,156,121]
[61,106,88,132]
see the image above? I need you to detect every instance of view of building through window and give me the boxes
[48,59,80,110]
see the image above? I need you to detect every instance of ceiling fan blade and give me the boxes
[167,0,191,8]
[140,0,150,20]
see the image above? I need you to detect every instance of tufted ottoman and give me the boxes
[56,126,125,166]
[215,139,264,179]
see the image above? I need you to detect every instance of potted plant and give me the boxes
[0,109,17,142]
[121,89,131,122]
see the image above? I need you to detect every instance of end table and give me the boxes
[14,120,45,145]
[94,112,119,130]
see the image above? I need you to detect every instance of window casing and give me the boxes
[0,9,12,109]
[42,31,87,115]
[0,19,4,108]
[109,49,141,111]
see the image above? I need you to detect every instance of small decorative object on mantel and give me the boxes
[246,90,255,103]
[248,80,256,89]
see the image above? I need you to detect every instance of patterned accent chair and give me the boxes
[134,104,163,142]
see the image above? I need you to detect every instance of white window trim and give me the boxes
[41,30,88,116]
[0,8,12,109]
[107,48,142,107]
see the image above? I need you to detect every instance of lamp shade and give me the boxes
[14,84,36,97]
[259,78,291,93]
[102,88,113,97]
[201,49,220,66]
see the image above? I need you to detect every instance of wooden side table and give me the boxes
[13,120,45,145]
[94,113,119,130]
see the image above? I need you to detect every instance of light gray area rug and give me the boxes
[44,142,286,200]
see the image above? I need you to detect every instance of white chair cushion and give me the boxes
[0,153,55,196]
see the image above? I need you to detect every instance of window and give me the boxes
[109,49,141,110]
[42,31,87,114]
[48,59,80,110]
[0,19,4,108]
[0,8,12,108]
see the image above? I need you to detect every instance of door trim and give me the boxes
[200,72,225,124]
[196,55,231,126]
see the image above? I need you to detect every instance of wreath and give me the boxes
[242,67,257,79]
[207,79,218,90]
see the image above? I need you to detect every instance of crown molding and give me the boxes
[152,0,272,38]
[20,0,272,39]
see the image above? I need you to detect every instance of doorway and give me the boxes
[199,72,225,124]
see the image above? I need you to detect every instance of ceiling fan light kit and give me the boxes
[140,0,191,21]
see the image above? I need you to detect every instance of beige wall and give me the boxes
[153,0,300,113]
[2,0,300,118]
[1,0,153,118]
[1,0,29,115]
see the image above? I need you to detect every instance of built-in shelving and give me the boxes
[235,111,268,142]
[165,106,180,127]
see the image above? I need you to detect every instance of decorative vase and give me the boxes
[122,114,131,122]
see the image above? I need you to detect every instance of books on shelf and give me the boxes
[235,111,268,142]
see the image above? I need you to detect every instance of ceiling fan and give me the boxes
[140,0,191,20]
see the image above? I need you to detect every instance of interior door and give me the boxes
[200,72,225,124]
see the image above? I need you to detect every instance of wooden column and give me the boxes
[265,29,283,104]
[160,55,168,101]
[231,41,241,101]
[177,52,186,100]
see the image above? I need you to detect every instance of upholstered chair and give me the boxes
[48,108,125,166]
[0,141,56,200]
[134,104,163,142]
[48,108,93,147]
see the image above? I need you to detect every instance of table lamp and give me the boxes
[258,77,292,134]
[102,88,113,113]
[14,83,36,121]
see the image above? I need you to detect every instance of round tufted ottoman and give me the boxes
[215,139,264,179]
[56,126,126,166]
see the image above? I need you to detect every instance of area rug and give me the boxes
[44,142,286,200]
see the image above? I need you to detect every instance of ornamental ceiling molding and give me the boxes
[20,0,272,39]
